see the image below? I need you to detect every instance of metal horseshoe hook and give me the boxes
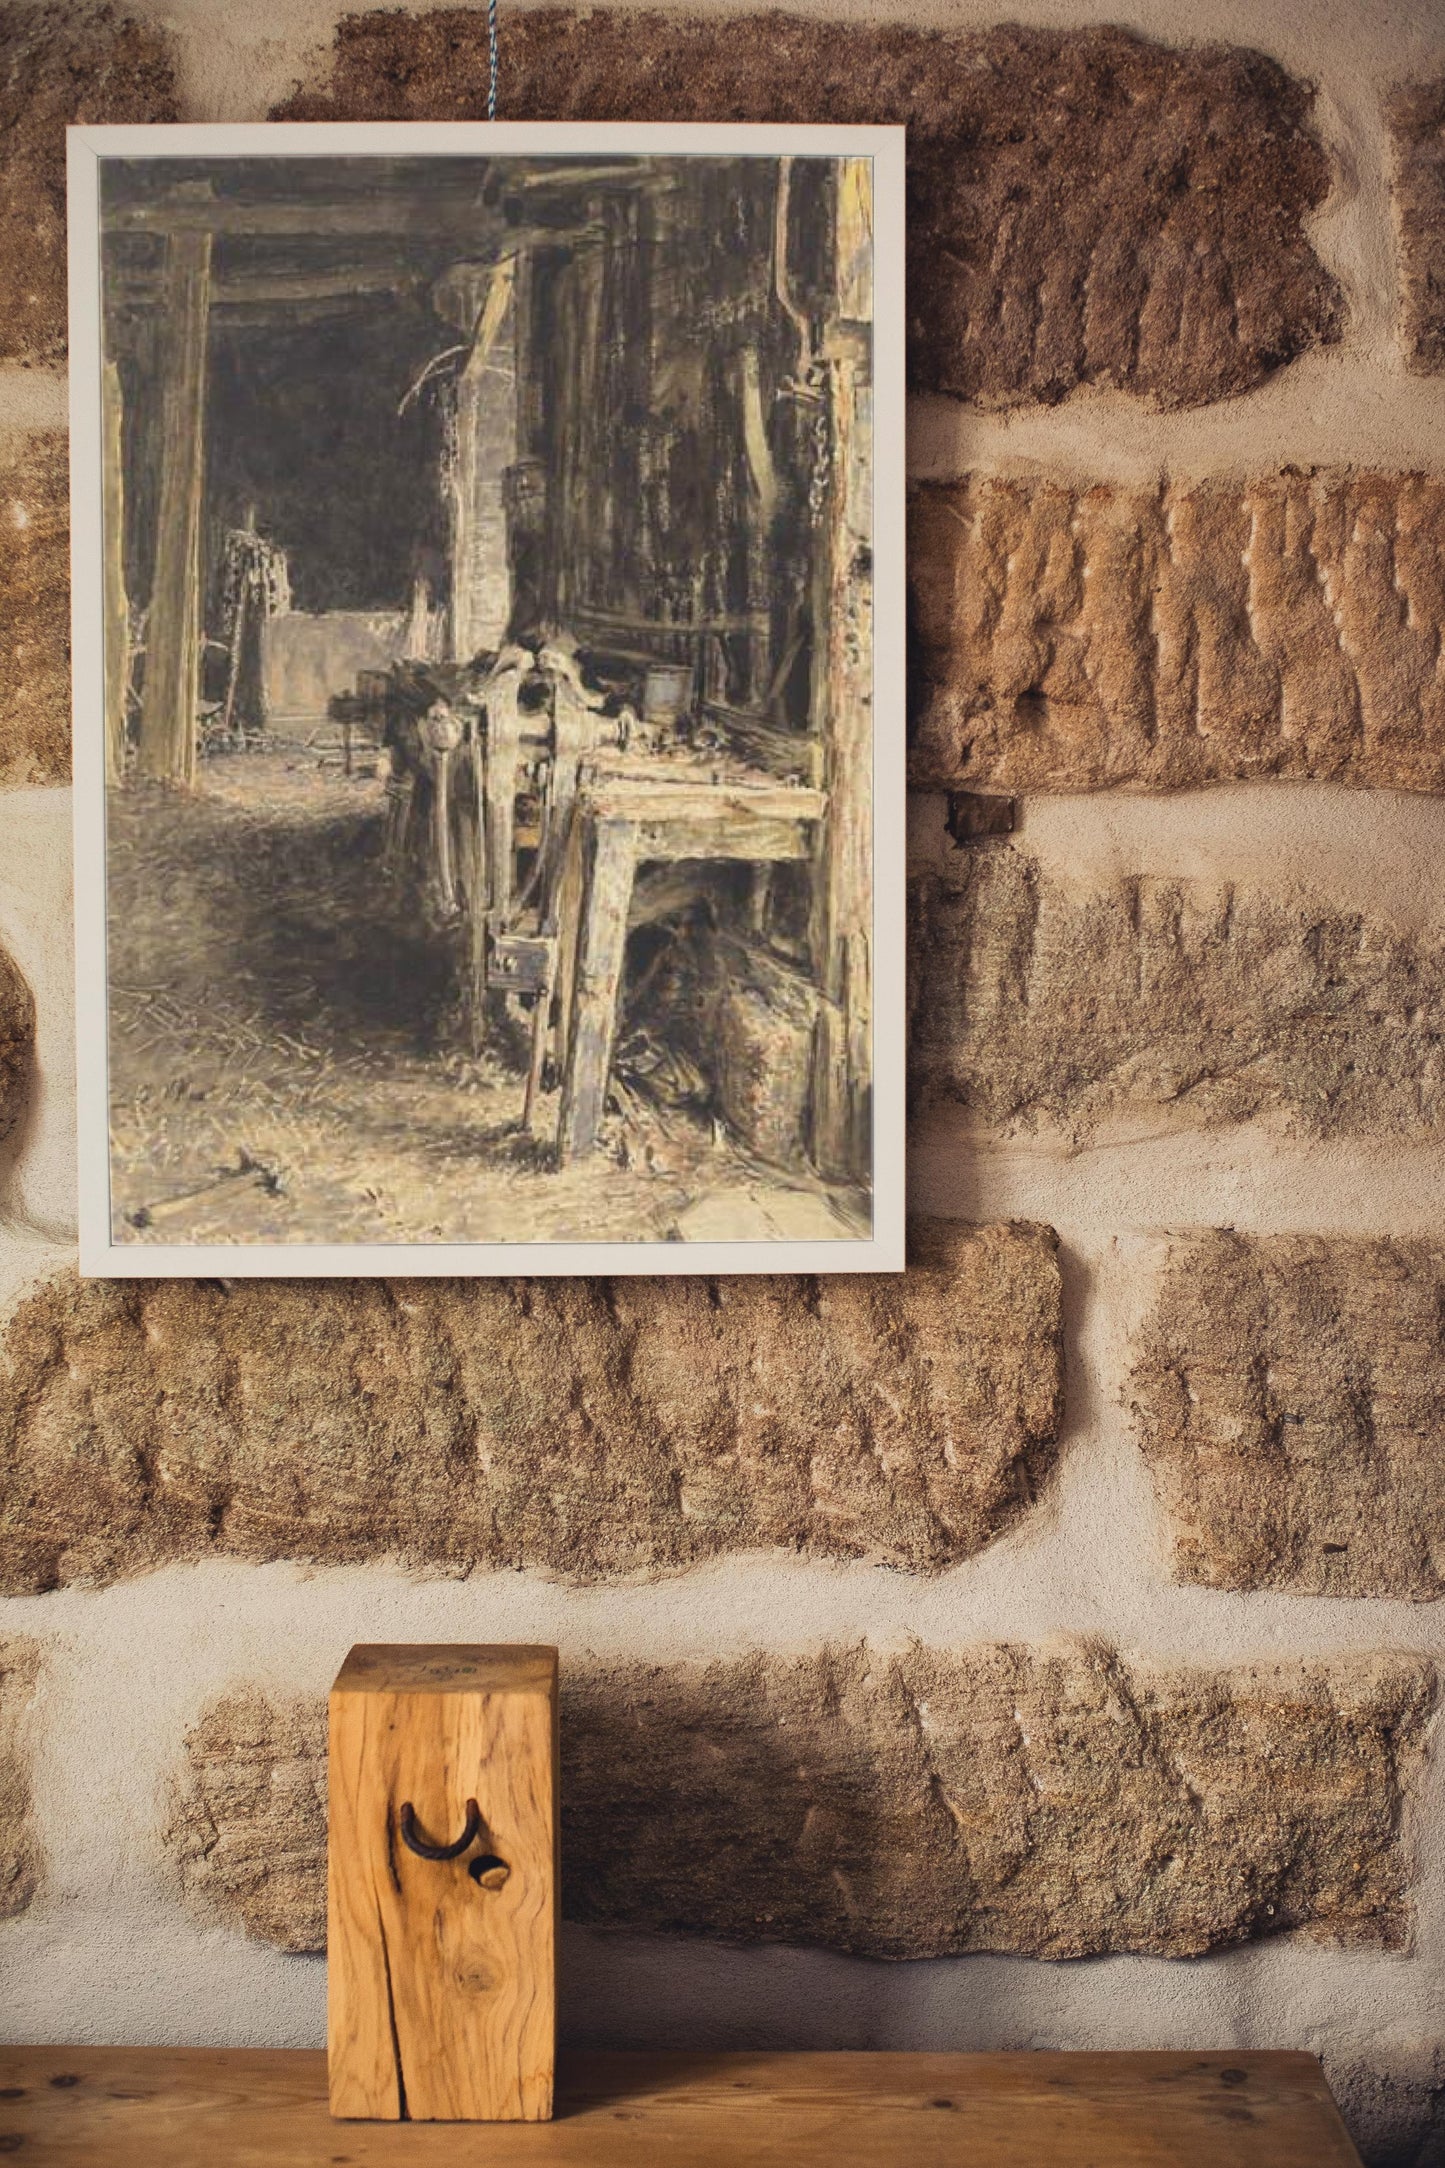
[398,1797,483,1861]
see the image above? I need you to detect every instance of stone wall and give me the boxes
[0,1225,1063,1591]
[909,472,1445,792]
[0,1639,40,1922]
[2,4,1445,2166]
[171,1647,1434,1961]
[0,434,70,788]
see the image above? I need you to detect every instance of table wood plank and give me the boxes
[0,2046,1362,2165]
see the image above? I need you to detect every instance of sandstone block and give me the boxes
[0,941,33,1149]
[910,472,1445,793]
[1388,78,1445,374]
[275,14,1341,411]
[170,1642,1434,1960]
[1133,1233,1445,1599]
[0,432,70,786]
[909,848,1445,1143]
[0,4,177,364]
[0,1221,1063,1594]
[166,1686,326,1953]
[0,1638,40,1919]
[0,918,32,1151]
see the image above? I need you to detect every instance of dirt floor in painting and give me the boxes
[102,747,864,1253]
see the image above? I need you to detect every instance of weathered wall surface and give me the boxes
[0,1223,1062,1592]
[3,3,1445,2166]
[172,1646,1434,1960]
[910,848,1445,1143]
[273,13,1344,411]
[0,6,177,366]
[0,1638,40,1921]
[1133,1234,1445,1601]
[1387,76,1445,374]
[0,434,69,788]
[909,472,1445,792]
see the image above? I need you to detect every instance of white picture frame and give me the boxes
[68,121,906,1276]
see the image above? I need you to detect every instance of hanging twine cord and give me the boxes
[488,0,498,118]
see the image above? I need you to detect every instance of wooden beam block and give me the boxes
[327,1643,558,2123]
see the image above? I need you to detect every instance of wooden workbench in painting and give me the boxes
[0,2045,1363,2164]
[555,757,827,1162]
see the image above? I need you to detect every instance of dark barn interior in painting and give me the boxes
[97,153,874,1249]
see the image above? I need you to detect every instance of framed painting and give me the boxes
[67,121,905,1275]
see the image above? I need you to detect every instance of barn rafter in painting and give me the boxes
[90,142,883,1260]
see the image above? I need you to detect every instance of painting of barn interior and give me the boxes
[75,130,900,1271]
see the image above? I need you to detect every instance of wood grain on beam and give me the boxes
[0,2047,1364,2164]
[135,231,210,786]
[327,1644,557,2124]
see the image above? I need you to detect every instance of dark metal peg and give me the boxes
[398,1797,483,1861]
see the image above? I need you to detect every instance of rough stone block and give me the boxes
[910,472,1445,793]
[909,847,1445,1143]
[0,844,34,1143]
[1388,78,1445,374]
[0,1637,40,1919]
[169,1641,1434,1960]
[1133,1233,1445,1599]
[275,13,1342,411]
[165,1685,326,1953]
[0,937,33,1149]
[0,1221,1063,1594]
[0,4,177,365]
[0,432,70,786]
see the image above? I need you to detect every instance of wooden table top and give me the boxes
[0,2046,1362,2165]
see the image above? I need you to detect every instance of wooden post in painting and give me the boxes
[808,158,874,1183]
[436,256,516,662]
[136,230,211,786]
[100,358,129,785]
[557,814,637,1164]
